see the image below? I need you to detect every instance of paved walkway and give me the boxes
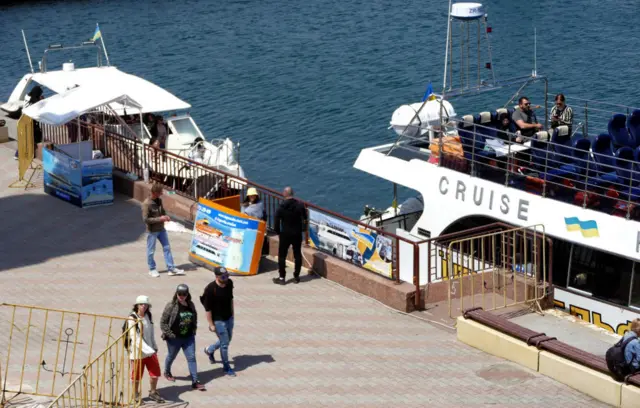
[0,145,607,407]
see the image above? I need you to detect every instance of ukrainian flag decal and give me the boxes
[564,217,599,238]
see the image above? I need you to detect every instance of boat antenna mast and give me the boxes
[442,0,453,97]
[533,27,537,77]
[443,2,496,94]
[21,29,35,73]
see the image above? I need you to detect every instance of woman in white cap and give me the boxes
[160,284,205,390]
[241,187,266,221]
[128,295,164,404]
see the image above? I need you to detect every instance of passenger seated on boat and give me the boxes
[188,140,208,163]
[496,112,512,142]
[512,96,543,140]
[550,93,573,133]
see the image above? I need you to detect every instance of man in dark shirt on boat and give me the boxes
[273,186,308,285]
[512,96,543,141]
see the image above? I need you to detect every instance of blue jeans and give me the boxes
[147,230,175,271]
[164,335,198,382]
[206,317,234,368]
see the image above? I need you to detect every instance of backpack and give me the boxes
[121,313,138,352]
[606,336,636,381]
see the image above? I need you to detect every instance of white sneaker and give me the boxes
[168,268,185,276]
[148,269,160,278]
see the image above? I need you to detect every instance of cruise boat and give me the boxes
[1,39,245,184]
[354,2,640,332]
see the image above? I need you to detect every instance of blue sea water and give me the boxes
[1,0,639,218]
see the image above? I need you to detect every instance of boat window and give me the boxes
[568,245,633,306]
[629,264,640,308]
[551,240,571,287]
[328,230,351,241]
[168,117,202,144]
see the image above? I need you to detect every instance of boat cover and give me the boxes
[23,85,143,126]
[28,66,190,114]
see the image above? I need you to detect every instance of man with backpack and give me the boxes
[606,318,640,381]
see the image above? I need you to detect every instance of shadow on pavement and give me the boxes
[161,354,275,403]
[0,192,144,272]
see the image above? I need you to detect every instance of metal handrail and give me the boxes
[47,316,143,408]
[43,120,419,286]
[41,42,104,72]
[388,118,640,219]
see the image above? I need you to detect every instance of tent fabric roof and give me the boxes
[31,66,191,114]
[23,86,143,126]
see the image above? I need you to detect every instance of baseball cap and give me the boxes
[135,295,150,305]
[214,266,229,276]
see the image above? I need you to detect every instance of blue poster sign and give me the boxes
[189,198,266,275]
[81,159,114,208]
[308,209,393,278]
[42,145,113,208]
[43,148,83,207]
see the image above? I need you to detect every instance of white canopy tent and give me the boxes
[23,85,143,126]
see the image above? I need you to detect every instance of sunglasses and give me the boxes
[219,273,229,280]
[524,103,531,106]
[177,292,188,297]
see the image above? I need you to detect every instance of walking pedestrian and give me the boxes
[127,295,165,404]
[160,284,205,391]
[273,186,307,285]
[142,183,185,278]
[202,267,237,377]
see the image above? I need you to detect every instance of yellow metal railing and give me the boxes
[47,320,143,408]
[447,225,548,318]
[0,303,139,406]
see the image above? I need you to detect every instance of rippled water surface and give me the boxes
[1,0,639,218]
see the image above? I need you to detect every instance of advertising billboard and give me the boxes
[189,198,266,275]
[308,209,393,278]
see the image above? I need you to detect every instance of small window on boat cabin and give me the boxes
[629,264,640,309]
[568,245,633,307]
[168,117,202,144]
[551,239,571,287]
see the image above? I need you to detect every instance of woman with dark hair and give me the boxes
[550,93,573,132]
[160,284,204,390]
[241,187,267,220]
[496,112,513,142]
[128,295,164,404]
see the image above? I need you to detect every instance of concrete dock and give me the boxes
[0,143,607,407]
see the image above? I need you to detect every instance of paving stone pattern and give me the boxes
[0,145,607,407]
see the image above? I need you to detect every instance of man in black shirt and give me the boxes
[273,186,308,285]
[202,266,236,377]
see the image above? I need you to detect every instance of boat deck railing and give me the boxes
[386,101,640,221]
